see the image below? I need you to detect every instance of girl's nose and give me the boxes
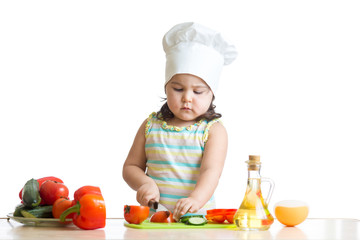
[182,91,192,103]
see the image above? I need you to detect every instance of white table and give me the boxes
[1,217,359,239]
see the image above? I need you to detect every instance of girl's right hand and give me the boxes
[136,181,160,206]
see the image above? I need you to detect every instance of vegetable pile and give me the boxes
[123,205,237,226]
[123,207,208,226]
[13,176,106,230]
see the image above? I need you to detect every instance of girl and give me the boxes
[123,22,237,221]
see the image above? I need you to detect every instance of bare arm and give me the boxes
[173,122,228,220]
[122,119,160,206]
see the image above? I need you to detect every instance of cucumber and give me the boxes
[20,210,37,218]
[13,204,26,217]
[22,178,41,208]
[187,217,207,226]
[20,205,53,218]
[179,213,207,226]
[179,214,205,223]
[13,204,53,218]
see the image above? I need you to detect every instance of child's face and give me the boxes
[165,74,213,123]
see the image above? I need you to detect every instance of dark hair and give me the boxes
[156,96,222,122]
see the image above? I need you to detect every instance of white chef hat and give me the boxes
[163,22,237,93]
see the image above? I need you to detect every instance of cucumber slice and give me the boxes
[179,214,204,223]
[187,217,207,226]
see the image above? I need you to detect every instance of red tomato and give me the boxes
[39,180,69,205]
[124,205,150,224]
[150,211,176,223]
[52,197,74,219]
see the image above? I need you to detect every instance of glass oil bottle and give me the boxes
[234,155,275,231]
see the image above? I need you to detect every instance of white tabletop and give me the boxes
[1,217,359,240]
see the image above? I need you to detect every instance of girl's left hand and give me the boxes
[173,197,201,221]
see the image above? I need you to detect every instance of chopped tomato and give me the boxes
[150,211,175,223]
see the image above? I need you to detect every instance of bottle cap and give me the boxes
[246,155,261,170]
[249,155,260,162]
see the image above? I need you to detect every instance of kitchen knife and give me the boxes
[148,200,158,210]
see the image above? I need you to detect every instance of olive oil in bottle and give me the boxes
[234,155,274,231]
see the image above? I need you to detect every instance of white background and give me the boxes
[1,1,359,219]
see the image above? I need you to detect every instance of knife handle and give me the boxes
[148,200,158,209]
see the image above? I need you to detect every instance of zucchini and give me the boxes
[187,217,207,226]
[22,178,41,208]
[20,205,53,218]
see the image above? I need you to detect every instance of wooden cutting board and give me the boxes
[124,220,237,229]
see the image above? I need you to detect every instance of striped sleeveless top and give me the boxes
[145,112,220,213]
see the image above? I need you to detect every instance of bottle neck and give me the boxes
[248,168,261,179]
[246,169,262,192]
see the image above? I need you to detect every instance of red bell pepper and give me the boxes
[60,186,106,230]
[206,209,237,224]
[74,186,102,201]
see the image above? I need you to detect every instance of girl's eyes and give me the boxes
[173,88,203,94]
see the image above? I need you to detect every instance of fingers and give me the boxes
[136,191,146,206]
[173,198,200,221]
[174,201,190,221]
[136,184,159,206]
[136,191,157,206]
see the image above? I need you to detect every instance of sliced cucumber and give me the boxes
[179,214,204,223]
[187,217,207,226]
